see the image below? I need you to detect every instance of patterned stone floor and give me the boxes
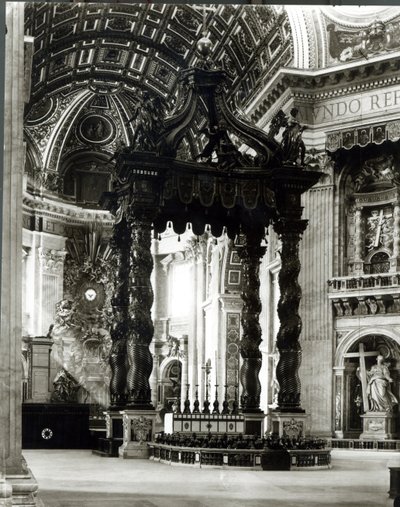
[23,449,400,507]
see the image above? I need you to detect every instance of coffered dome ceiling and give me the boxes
[24,4,400,210]
[23,3,292,208]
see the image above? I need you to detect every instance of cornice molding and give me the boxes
[247,51,400,125]
[22,192,113,225]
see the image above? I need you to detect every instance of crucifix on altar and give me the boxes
[346,343,398,440]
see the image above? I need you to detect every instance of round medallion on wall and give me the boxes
[41,427,53,440]
[26,97,56,125]
[78,114,116,145]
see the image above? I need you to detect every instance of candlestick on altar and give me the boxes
[183,383,191,414]
[202,362,211,413]
[193,384,200,413]
[213,384,220,414]
[222,384,230,414]
[232,384,239,414]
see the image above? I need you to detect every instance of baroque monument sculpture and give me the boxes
[99,31,320,457]
[367,355,398,412]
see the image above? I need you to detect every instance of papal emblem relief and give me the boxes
[365,207,394,253]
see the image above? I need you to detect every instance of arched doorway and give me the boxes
[334,332,400,438]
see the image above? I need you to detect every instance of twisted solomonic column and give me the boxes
[126,208,156,409]
[273,218,308,412]
[237,232,266,413]
[109,217,131,408]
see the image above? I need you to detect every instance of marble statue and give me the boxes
[367,355,398,412]
[281,108,307,166]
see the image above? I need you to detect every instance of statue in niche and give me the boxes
[281,108,307,166]
[366,355,398,412]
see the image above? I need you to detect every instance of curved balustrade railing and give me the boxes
[148,443,331,470]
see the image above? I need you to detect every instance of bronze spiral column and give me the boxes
[237,232,266,413]
[109,217,130,408]
[273,218,308,412]
[126,207,155,409]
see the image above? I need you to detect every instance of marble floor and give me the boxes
[24,449,400,507]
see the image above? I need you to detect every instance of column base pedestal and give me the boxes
[93,410,124,457]
[242,413,265,437]
[119,410,156,459]
[360,412,398,440]
[119,441,151,459]
[270,412,309,438]
[3,465,39,506]
[0,479,12,507]
[389,467,400,498]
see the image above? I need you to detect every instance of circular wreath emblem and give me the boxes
[41,428,53,440]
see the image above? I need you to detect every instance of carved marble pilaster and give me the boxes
[237,232,266,413]
[36,247,66,335]
[390,202,400,272]
[333,367,345,438]
[126,208,156,409]
[353,207,364,275]
[109,218,130,408]
[273,218,308,412]
[179,335,189,407]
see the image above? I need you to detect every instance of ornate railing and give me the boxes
[148,443,331,470]
[329,438,400,451]
[328,274,400,292]
[328,274,400,317]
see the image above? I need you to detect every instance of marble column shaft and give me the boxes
[109,218,131,408]
[273,218,308,412]
[1,2,25,476]
[237,232,266,413]
[126,208,155,409]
